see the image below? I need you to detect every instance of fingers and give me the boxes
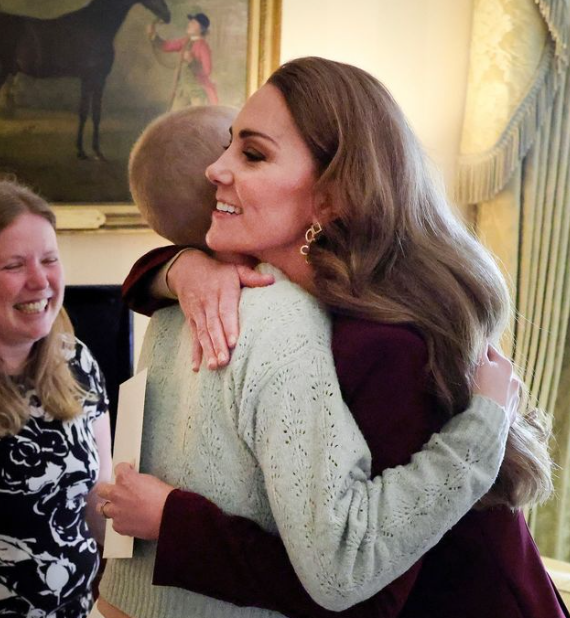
[96,482,113,501]
[236,265,275,289]
[473,343,520,411]
[183,291,237,371]
[482,344,513,376]
[191,302,218,370]
[486,344,505,364]
[189,320,202,372]
[114,462,134,478]
[98,499,112,519]
[96,463,134,502]
[218,283,241,350]
[204,303,230,366]
[170,256,254,371]
[506,374,522,426]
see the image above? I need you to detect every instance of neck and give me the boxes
[212,249,315,293]
[87,0,133,31]
[0,343,33,376]
[254,246,315,293]
[213,251,257,268]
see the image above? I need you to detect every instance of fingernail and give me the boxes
[218,353,228,364]
[208,358,217,369]
[228,336,236,347]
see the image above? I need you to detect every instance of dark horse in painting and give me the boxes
[0,0,170,159]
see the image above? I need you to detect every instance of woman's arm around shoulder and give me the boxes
[155,489,419,618]
[153,319,510,613]
[238,312,510,611]
[122,245,183,316]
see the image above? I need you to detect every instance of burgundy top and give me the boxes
[123,246,569,618]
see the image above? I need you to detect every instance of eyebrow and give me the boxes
[229,126,278,147]
[0,249,58,261]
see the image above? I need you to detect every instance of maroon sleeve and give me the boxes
[151,319,441,617]
[153,489,418,618]
[122,245,185,316]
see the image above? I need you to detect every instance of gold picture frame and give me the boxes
[0,0,281,232]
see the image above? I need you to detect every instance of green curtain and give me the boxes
[508,67,570,559]
[457,0,570,560]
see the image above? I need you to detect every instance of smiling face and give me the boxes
[0,213,64,368]
[205,84,323,278]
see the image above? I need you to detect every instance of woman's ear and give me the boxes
[313,185,339,225]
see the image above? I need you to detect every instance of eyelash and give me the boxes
[243,150,265,162]
[2,257,58,270]
[223,141,265,163]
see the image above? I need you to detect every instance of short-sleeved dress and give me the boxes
[0,338,109,618]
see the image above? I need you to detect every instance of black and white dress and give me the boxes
[0,339,109,617]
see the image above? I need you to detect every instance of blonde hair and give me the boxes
[268,57,552,508]
[129,106,236,247]
[0,180,85,437]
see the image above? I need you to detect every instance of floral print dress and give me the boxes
[0,339,109,617]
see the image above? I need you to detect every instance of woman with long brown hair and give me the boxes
[100,58,564,618]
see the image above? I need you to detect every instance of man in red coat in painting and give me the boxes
[149,12,218,106]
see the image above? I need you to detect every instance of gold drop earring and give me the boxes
[300,221,323,260]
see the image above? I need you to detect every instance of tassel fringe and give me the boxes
[456,0,569,204]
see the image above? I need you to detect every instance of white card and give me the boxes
[102,368,148,559]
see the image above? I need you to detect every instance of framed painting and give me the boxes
[0,0,281,231]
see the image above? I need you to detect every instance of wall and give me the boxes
[58,0,474,363]
[58,231,165,364]
[281,0,473,195]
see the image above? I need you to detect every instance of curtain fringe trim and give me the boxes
[534,0,569,70]
[455,0,569,204]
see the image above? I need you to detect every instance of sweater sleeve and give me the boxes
[240,327,508,611]
[152,324,439,617]
[122,245,184,316]
[153,340,507,614]
[154,489,419,618]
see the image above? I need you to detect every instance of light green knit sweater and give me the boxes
[100,265,508,617]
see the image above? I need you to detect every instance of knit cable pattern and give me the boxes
[100,264,508,617]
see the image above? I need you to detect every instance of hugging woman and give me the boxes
[99,58,565,618]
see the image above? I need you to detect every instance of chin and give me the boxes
[205,232,232,254]
[27,318,56,342]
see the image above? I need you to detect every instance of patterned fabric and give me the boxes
[0,339,109,617]
[100,264,508,618]
[456,0,568,204]
[458,0,570,563]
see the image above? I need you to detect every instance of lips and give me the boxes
[14,299,49,314]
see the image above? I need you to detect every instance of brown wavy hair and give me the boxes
[268,57,552,508]
[0,179,85,437]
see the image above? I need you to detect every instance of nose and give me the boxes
[206,154,233,186]
[26,263,49,290]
